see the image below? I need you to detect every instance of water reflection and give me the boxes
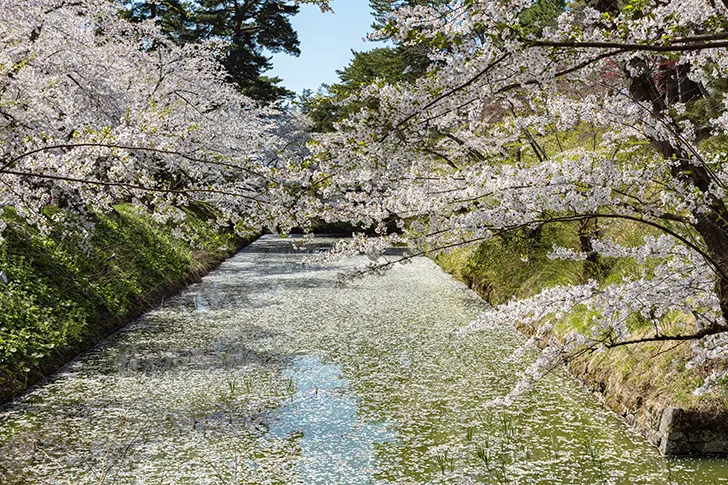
[268,355,394,484]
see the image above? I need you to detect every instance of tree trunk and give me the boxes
[585,0,728,325]
[579,217,605,280]
[622,60,728,325]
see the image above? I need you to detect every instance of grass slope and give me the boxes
[0,204,246,403]
[434,221,728,413]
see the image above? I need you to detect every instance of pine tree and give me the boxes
[122,0,301,104]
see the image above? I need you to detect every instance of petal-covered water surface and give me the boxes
[1,235,727,484]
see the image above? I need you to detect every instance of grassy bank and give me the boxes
[0,204,248,403]
[434,221,728,414]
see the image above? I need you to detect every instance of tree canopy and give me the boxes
[0,0,322,246]
[6,0,728,401]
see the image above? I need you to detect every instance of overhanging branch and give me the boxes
[528,39,728,52]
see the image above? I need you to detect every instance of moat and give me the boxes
[1,236,727,484]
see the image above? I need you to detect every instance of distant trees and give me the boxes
[299,45,430,132]
[298,0,436,131]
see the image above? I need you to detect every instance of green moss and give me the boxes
[0,204,242,399]
[553,305,595,336]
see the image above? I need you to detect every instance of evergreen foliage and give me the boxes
[122,0,301,103]
[299,45,430,132]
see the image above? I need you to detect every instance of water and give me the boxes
[267,355,394,484]
[1,235,727,484]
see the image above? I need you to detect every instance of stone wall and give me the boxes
[572,361,728,456]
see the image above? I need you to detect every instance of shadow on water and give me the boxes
[238,235,409,257]
[237,236,334,254]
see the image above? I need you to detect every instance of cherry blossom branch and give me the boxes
[347,211,726,283]
[1,169,267,202]
[0,143,272,181]
[673,32,728,43]
[603,326,726,348]
[379,52,510,141]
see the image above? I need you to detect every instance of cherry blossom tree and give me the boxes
[300,0,728,395]
[0,0,327,244]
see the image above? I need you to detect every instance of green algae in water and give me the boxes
[1,236,728,484]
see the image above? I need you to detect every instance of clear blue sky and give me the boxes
[265,1,381,95]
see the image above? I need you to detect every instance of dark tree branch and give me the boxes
[1,169,266,202]
[0,142,271,181]
[604,326,726,348]
[528,39,728,52]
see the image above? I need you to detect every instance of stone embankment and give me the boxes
[571,359,728,456]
